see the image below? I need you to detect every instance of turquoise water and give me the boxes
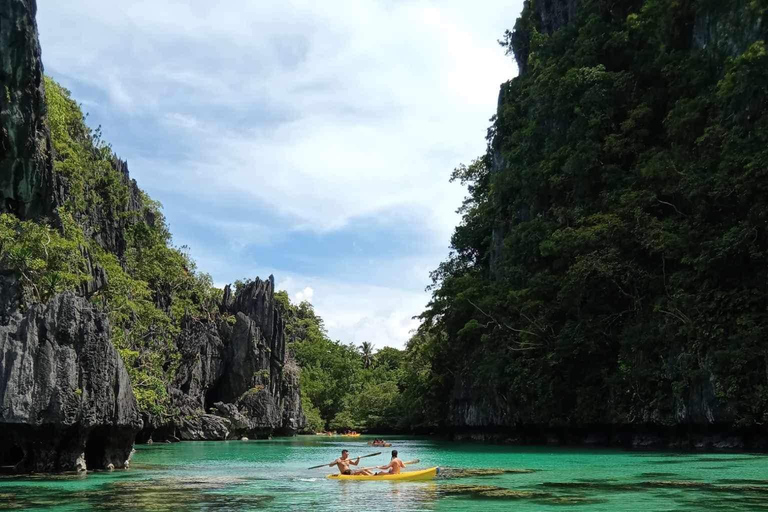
[2,436,767,511]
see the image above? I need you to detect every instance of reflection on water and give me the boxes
[1,437,767,511]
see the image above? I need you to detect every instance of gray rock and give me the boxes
[176,414,230,441]
[693,0,766,58]
[142,277,305,442]
[0,0,64,220]
[535,0,579,37]
[0,287,142,472]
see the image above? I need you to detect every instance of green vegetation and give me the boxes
[277,291,413,431]
[46,77,129,216]
[0,210,88,303]
[411,0,768,428]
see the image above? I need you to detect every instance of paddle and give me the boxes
[308,452,382,470]
[356,459,420,472]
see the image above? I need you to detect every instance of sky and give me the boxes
[37,0,522,349]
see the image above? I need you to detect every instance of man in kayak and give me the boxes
[330,449,372,476]
[375,450,406,476]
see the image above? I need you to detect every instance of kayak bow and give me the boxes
[327,467,439,481]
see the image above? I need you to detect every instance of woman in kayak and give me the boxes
[330,449,372,476]
[374,450,406,476]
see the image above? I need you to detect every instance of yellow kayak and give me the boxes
[340,433,361,437]
[327,467,439,481]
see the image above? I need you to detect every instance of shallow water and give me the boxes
[2,436,767,511]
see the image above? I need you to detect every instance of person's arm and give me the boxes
[350,457,360,466]
[329,458,339,467]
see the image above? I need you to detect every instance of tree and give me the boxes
[359,341,374,369]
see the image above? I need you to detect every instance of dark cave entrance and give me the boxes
[205,382,224,411]
[0,441,24,472]
[84,427,109,470]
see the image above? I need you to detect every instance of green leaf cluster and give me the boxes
[45,77,129,215]
[0,210,89,302]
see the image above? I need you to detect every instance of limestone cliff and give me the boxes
[0,278,142,471]
[0,0,61,219]
[0,0,143,473]
[441,0,768,449]
[146,277,305,441]
[0,0,304,472]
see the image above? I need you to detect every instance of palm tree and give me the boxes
[359,341,374,369]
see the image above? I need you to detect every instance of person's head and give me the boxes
[341,449,349,459]
[391,450,398,459]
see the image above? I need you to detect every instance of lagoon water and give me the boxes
[1,436,767,511]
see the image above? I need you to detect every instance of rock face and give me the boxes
[78,157,146,260]
[0,0,63,219]
[142,276,305,442]
[693,0,766,58]
[0,279,142,471]
[534,0,579,38]
[0,0,143,473]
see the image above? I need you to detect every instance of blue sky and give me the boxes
[37,0,521,349]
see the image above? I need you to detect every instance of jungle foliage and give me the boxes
[276,291,430,432]
[415,0,768,428]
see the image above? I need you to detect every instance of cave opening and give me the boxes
[205,382,223,412]
[0,442,24,472]
[84,427,109,470]
[4,198,22,218]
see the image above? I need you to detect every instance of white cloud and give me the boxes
[293,286,314,303]
[39,0,518,236]
[36,0,524,348]
[276,276,424,349]
[161,112,200,130]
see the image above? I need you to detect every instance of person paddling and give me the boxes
[330,449,372,476]
[375,450,406,476]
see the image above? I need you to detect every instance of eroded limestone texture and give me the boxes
[0,281,141,471]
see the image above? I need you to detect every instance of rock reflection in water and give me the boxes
[0,476,275,512]
[92,476,274,511]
